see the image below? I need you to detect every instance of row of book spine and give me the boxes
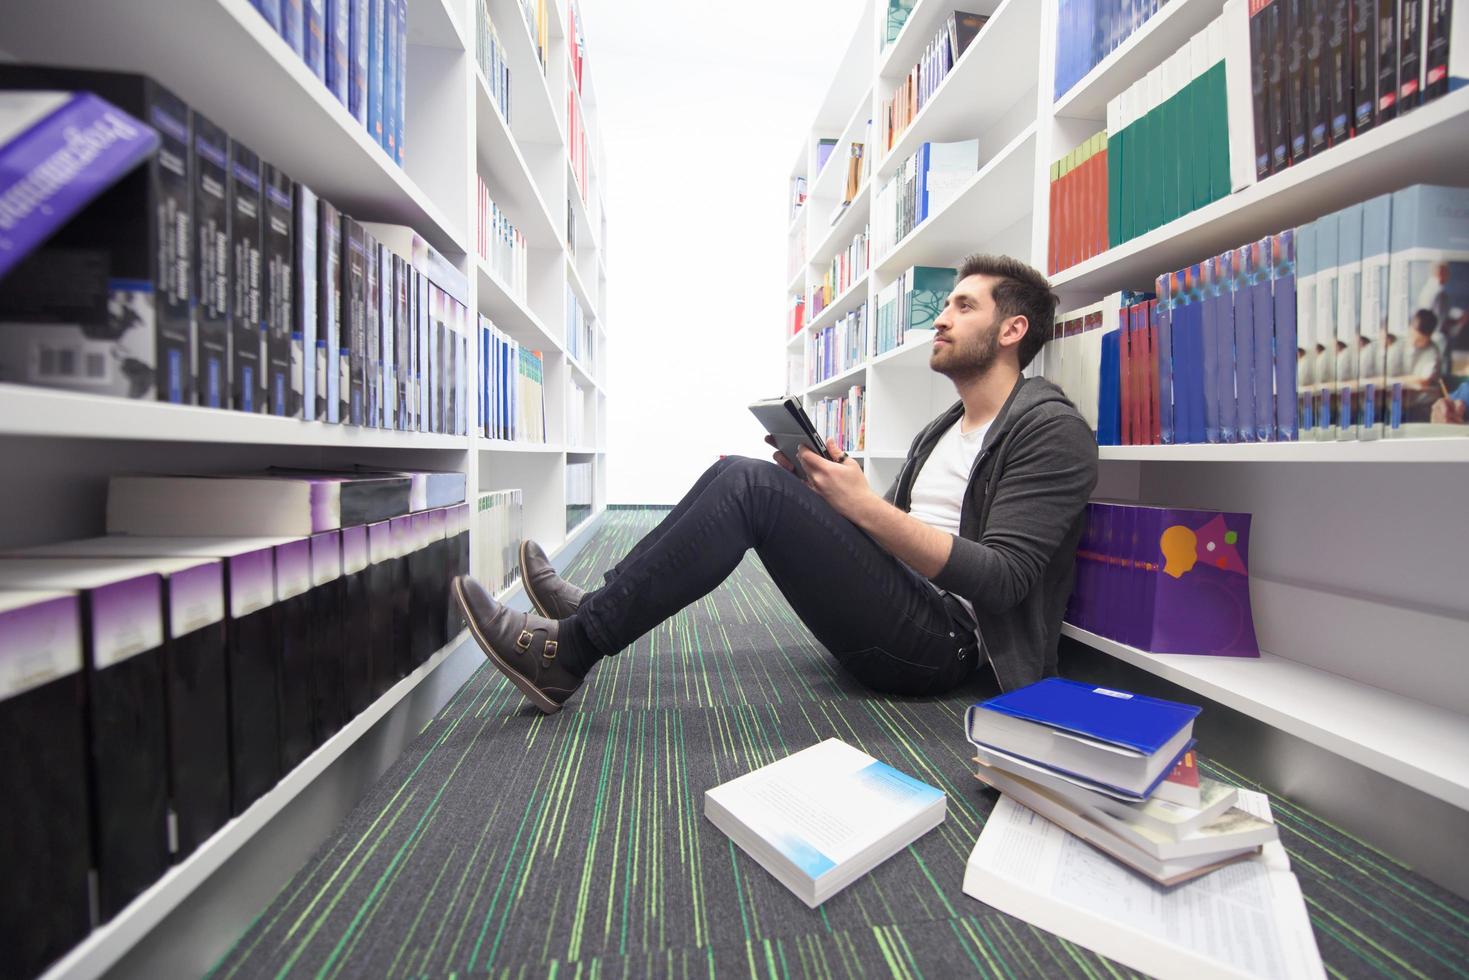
[477,175,529,300]
[812,385,867,453]
[881,12,991,153]
[0,479,482,979]
[251,0,406,166]
[0,66,471,435]
[477,489,525,596]
[568,81,590,202]
[807,304,868,386]
[479,315,548,443]
[475,0,513,124]
[566,460,594,533]
[517,0,551,72]
[1054,0,1171,101]
[873,265,957,358]
[1040,183,1469,445]
[566,284,597,371]
[1048,130,1109,274]
[789,296,807,338]
[872,139,979,258]
[810,224,870,318]
[567,0,587,93]
[567,381,588,445]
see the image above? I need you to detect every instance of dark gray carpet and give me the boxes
[209,509,1469,979]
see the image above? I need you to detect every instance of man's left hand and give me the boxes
[797,439,872,522]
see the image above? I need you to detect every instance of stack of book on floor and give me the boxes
[965,678,1277,886]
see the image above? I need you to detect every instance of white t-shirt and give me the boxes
[907,417,990,648]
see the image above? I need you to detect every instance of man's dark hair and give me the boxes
[1412,309,1438,336]
[958,254,1058,370]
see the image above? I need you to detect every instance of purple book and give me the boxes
[0,92,158,281]
[1249,236,1276,441]
[1144,506,1261,657]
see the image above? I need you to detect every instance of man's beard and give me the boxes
[931,319,1001,380]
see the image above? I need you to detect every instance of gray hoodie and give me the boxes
[884,376,1098,691]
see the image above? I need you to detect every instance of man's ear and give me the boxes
[999,314,1029,351]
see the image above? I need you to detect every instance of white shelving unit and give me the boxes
[2,0,611,972]
[785,0,1469,895]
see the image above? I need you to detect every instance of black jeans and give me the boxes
[575,456,977,697]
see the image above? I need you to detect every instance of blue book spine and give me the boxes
[1186,265,1208,444]
[254,0,282,32]
[1155,275,1175,444]
[281,0,305,56]
[381,0,397,156]
[1099,327,1120,445]
[1272,230,1299,440]
[348,0,368,124]
[367,0,385,146]
[1232,246,1257,442]
[304,0,326,79]
[325,0,350,104]
[1249,237,1275,440]
[394,0,407,165]
[1201,258,1222,443]
[1215,253,1239,443]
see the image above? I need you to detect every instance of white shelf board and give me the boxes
[1061,624,1469,811]
[874,123,1037,280]
[412,0,471,51]
[567,174,602,269]
[807,182,873,272]
[475,68,561,250]
[1052,88,1469,305]
[787,327,807,349]
[787,267,808,296]
[3,0,468,256]
[566,446,599,455]
[566,354,601,393]
[788,208,807,239]
[0,384,469,449]
[476,259,562,354]
[1099,438,1469,463]
[1052,0,1227,120]
[566,255,600,323]
[488,0,563,145]
[477,439,564,454]
[38,632,472,980]
[877,0,1039,182]
[869,331,937,371]
[807,270,872,335]
[801,361,868,399]
[878,0,1006,80]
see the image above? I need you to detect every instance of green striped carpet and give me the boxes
[210,510,1469,979]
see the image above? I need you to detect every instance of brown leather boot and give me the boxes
[519,539,585,618]
[452,575,583,713]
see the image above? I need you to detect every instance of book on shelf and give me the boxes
[1071,501,1261,657]
[326,0,350,104]
[0,588,92,980]
[872,139,978,257]
[0,67,193,405]
[703,738,945,908]
[263,165,296,418]
[882,12,989,152]
[964,678,1201,797]
[1053,0,1174,102]
[812,384,866,453]
[883,0,916,49]
[815,137,838,174]
[962,791,1326,978]
[0,90,158,280]
[476,489,524,595]
[973,752,1276,868]
[194,111,233,411]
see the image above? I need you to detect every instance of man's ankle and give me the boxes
[555,616,603,678]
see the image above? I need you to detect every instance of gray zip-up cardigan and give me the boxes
[883,376,1098,691]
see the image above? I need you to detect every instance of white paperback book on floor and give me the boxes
[704,738,945,908]
[963,790,1324,979]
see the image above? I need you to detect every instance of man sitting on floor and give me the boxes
[453,253,1099,713]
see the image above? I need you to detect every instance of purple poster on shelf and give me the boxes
[1146,508,1261,657]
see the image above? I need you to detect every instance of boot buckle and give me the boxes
[542,640,558,664]
[516,629,534,651]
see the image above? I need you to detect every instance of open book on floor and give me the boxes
[703,738,945,908]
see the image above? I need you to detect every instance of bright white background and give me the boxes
[576,0,867,504]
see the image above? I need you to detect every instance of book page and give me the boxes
[970,791,1323,979]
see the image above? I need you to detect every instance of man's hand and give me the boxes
[797,438,873,522]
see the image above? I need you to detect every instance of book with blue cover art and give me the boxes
[394,0,407,165]
[381,0,397,157]
[367,0,386,148]
[1314,210,1341,439]
[1336,203,1365,440]
[1201,257,1223,443]
[254,0,283,33]
[1232,245,1257,441]
[1155,274,1175,444]
[1359,193,1392,440]
[325,0,350,104]
[348,0,369,125]
[281,0,305,56]
[704,739,945,908]
[1248,236,1276,441]
[1214,252,1239,443]
[305,0,326,79]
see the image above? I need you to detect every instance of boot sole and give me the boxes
[519,540,554,618]
[452,576,561,715]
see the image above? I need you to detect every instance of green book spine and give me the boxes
[1191,74,1210,216]
[1126,119,1140,242]
[1143,104,1159,235]
[1210,61,1232,203]
[1162,90,1180,226]
[1108,123,1122,248]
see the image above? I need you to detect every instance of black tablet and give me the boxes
[749,397,833,478]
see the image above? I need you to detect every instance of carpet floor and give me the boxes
[209,509,1469,979]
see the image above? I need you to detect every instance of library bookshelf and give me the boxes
[3,0,609,974]
[785,0,1469,896]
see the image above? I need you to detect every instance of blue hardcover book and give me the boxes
[1214,252,1240,443]
[1155,274,1175,444]
[973,677,1200,755]
[348,0,369,126]
[381,0,397,156]
[1185,264,1209,444]
[1232,246,1257,442]
[1201,257,1222,443]
[254,0,282,32]
[1313,211,1341,439]
[281,0,305,56]
[1359,193,1392,440]
[304,0,326,79]
[394,0,407,165]
[1272,229,1299,440]
[367,0,386,148]
[1248,237,1275,441]
[1167,270,1191,442]
[325,0,350,104]
[1098,326,1121,444]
